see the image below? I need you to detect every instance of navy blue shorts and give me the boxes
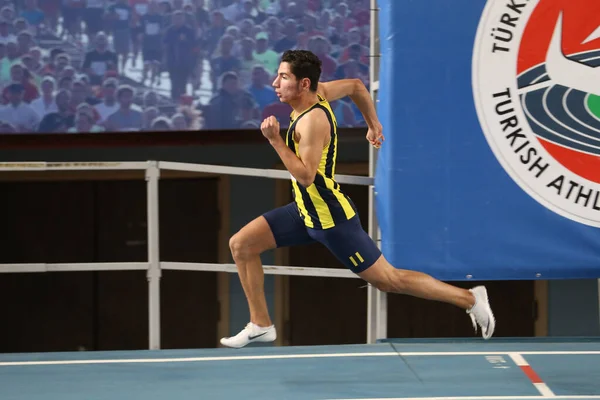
[263,202,382,273]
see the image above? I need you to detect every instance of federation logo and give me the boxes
[473,0,600,226]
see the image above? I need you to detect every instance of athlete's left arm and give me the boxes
[319,79,384,148]
[262,112,329,187]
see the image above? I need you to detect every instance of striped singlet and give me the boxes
[286,94,356,229]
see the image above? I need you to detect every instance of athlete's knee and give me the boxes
[229,233,257,261]
[229,218,275,261]
[362,261,408,293]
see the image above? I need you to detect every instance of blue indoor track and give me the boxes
[2,338,600,400]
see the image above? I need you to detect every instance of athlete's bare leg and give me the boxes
[359,255,475,309]
[228,216,276,327]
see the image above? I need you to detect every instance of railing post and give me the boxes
[367,0,386,344]
[146,161,161,350]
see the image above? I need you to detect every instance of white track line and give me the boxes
[1,350,599,367]
[509,353,555,397]
[329,397,600,400]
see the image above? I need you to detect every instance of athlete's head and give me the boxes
[273,50,322,103]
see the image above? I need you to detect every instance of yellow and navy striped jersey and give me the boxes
[286,94,356,229]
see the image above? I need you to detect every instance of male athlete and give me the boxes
[220,50,495,348]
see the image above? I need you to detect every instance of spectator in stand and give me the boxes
[149,115,172,130]
[130,0,151,69]
[83,0,106,38]
[58,75,72,91]
[210,34,240,89]
[279,1,303,23]
[238,92,260,126]
[107,0,134,73]
[143,90,158,108]
[170,111,186,130]
[0,19,14,44]
[163,9,196,100]
[142,105,159,129]
[246,0,267,23]
[307,35,336,80]
[38,89,75,133]
[192,0,210,30]
[181,2,199,30]
[94,77,119,124]
[157,0,172,28]
[204,71,256,129]
[69,79,93,112]
[68,104,104,133]
[139,0,163,86]
[247,64,276,113]
[3,63,39,104]
[252,31,278,75]
[334,42,368,79]
[30,76,58,118]
[238,18,254,39]
[327,14,345,53]
[203,10,226,56]
[22,48,43,77]
[61,0,84,40]
[235,0,255,23]
[39,0,60,33]
[16,30,34,58]
[60,65,76,80]
[0,5,14,24]
[40,51,71,80]
[273,18,297,53]
[316,9,330,32]
[105,85,143,131]
[0,82,39,131]
[338,26,369,63]
[263,16,283,48]
[178,105,203,129]
[13,18,30,36]
[219,0,244,23]
[297,12,324,48]
[76,75,101,106]
[237,37,257,87]
[19,0,44,34]
[82,32,119,86]
[2,41,19,82]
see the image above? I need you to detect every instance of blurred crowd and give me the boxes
[0,0,371,133]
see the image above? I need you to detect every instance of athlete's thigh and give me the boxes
[230,212,278,255]
[262,202,315,248]
[308,215,382,273]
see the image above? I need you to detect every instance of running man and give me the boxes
[220,50,495,348]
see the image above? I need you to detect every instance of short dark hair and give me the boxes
[280,50,321,92]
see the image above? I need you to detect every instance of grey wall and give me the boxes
[1,140,598,339]
[548,280,600,336]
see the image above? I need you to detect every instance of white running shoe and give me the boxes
[220,322,277,348]
[467,286,496,339]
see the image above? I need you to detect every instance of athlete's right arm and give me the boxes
[317,79,360,102]
[318,79,384,148]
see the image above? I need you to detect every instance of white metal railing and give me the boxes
[0,160,384,349]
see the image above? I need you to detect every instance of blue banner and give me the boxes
[375,0,600,280]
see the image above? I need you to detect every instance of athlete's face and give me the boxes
[272,62,309,103]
